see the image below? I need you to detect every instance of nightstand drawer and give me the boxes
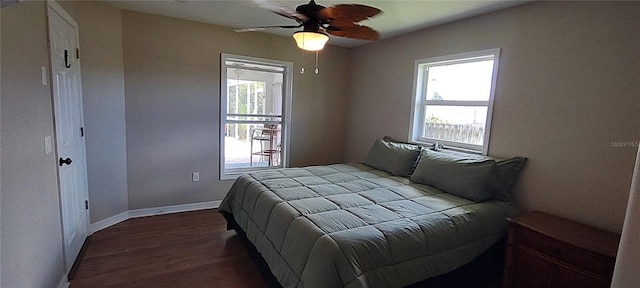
[503,212,619,288]
[513,225,614,278]
[511,246,553,288]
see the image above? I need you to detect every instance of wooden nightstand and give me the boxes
[502,211,620,288]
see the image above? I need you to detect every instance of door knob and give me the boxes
[59,157,72,166]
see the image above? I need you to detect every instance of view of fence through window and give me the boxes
[421,58,495,147]
[423,106,487,145]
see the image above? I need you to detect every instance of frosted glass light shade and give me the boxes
[293,31,329,51]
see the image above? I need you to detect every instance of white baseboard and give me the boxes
[89,201,221,234]
[129,200,221,218]
[89,211,129,234]
[57,274,70,288]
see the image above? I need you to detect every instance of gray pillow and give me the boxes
[493,157,527,201]
[382,136,443,151]
[410,149,498,202]
[364,138,421,177]
[436,149,527,201]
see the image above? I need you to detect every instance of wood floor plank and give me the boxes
[71,208,503,288]
[70,209,268,288]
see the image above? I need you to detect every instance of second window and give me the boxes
[410,49,500,154]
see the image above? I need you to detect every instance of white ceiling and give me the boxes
[106,0,529,48]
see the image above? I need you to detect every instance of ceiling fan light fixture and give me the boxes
[293,31,329,51]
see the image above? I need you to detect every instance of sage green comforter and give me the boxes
[219,163,515,288]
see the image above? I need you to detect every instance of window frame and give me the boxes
[409,48,500,155]
[219,53,293,180]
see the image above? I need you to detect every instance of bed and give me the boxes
[219,138,526,288]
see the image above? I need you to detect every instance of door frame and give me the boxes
[46,0,91,273]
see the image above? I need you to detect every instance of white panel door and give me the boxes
[48,3,89,273]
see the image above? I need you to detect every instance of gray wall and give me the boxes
[344,1,640,233]
[1,1,66,287]
[121,10,350,209]
[0,7,3,286]
[59,1,128,224]
[2,1,638,287]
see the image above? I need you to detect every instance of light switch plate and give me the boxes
[44,136,52,154]
[41,66,48,86]
[192,172,200,182]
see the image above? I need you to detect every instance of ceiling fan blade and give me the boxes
[252,0,309,23]
[1,0,20,8]
[235,24,303,33]
[325,19,357,30]
[326,23,379,41]
[318,4,381,23]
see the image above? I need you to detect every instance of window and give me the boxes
[220,54,293,179]
[410,49,500,154]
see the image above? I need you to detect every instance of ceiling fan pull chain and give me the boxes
[300,47,305,74]
[315,50,319,74]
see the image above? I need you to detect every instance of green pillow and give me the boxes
[382,136,442,150]
[493,157,527,201]
[410,150,498,202]
[435,150,527,201]
[364,138,421,177]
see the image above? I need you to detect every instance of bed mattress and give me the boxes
[219,163,514,288]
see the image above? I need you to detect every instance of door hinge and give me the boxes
[85,200,89,210]
[80,127,84,137]
[76,48,80,59]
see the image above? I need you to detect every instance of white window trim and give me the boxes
[409,48,500,155]
[220,53,293,180]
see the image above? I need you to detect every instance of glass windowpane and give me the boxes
[425,60,494,101]
[224,123,282,170]
[423,105,488,145]
[222,56,288,176]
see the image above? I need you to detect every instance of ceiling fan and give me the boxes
[237,0,382,51]
[0,0,20,8]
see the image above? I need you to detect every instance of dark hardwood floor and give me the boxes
[70,209,269,288]
[71,209,503,288]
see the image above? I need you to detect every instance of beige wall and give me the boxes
[59,0,128,224]
[344,1,640,233]
[2,1,637,286]
[0,7,3,286]
[121,10,349,209]
[1,1,66,287]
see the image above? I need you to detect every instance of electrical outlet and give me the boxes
[192,172,200,182]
